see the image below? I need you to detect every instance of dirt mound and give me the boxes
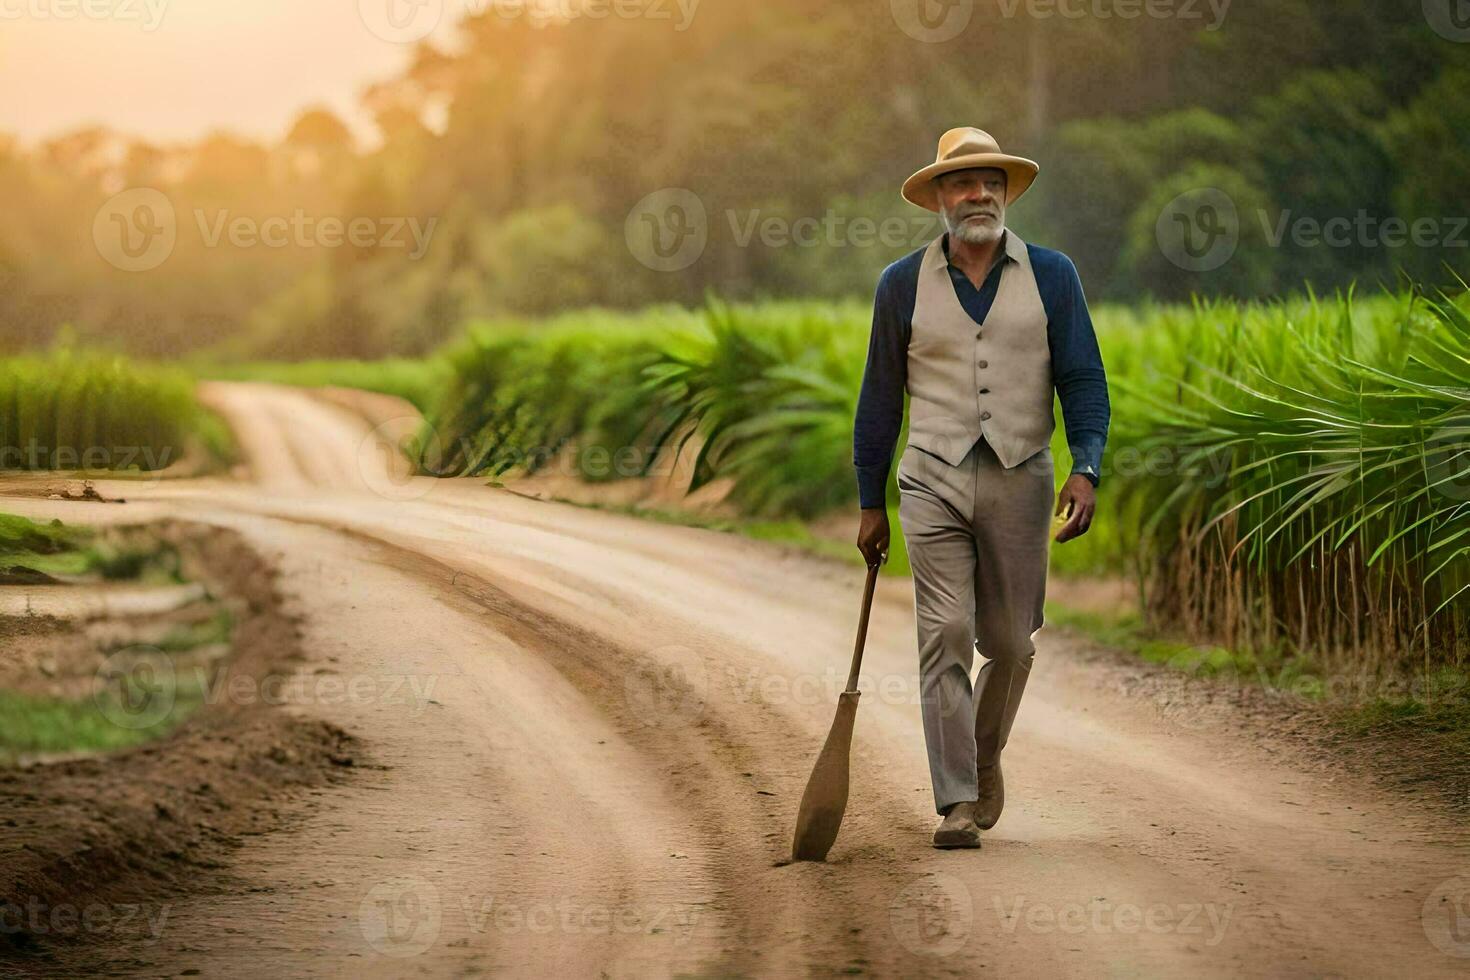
[0,523,359,971]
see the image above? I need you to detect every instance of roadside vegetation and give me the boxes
[12,286,1467,763]
[412,289,1469,690]
[1045,601,1470,798]
[1107,290,1470,678]
[0,514,228,762]
[0,513,181,583]
[0,349,232,474]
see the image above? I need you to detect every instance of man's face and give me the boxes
[936,167,1007,246]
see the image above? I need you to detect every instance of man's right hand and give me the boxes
[857,507,890,567]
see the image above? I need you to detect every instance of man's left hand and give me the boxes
[1054,474,1096,543]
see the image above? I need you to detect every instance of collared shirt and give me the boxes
[852,230,1110,509]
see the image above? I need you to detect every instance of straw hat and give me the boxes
[901,127,1040,212]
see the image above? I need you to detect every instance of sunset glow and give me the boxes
[0,1,462,144]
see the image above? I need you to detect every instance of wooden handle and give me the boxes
[844,562,881,694]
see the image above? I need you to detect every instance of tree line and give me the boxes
[1,0,1464,358]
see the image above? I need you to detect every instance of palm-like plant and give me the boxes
[1109,290,1469,673]
[639,299,865,518]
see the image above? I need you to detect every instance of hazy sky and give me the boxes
[0,0,464,147]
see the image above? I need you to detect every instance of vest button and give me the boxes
[979,388,991,394]
[978,360,989,369]
[975,330,984,339]
[981,411,992,420]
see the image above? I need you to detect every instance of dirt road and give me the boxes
[3,382,1467,978]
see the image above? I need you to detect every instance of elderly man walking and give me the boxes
[853,128,1110,849]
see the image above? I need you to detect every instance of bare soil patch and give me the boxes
[0,523,358,974]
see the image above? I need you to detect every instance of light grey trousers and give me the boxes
[897,436,1053,815]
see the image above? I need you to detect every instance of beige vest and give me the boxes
[906,230,1054,468]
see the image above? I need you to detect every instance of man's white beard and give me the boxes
[943,209,1004,245]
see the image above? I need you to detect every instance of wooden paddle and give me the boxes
[790,557,883,862]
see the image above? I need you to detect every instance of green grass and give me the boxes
[1339,686,1470,748]
[0,690,168,759]
[1049,597,1470,783]
[1046,598,1463,711]
[0,349,231,473]
[214,286,1470,674]
[153,609,234,653]
[0,677,210,763]
[1044,603,1259,675]
[0,512,78,552]
[0,512,182,582]
[0,513,95,578]
[0,513,218,760]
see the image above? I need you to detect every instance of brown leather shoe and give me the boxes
[976,761,1004,830]
[932,801,982,849]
